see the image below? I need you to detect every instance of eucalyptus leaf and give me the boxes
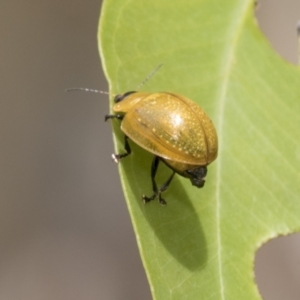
[98,0,300,299]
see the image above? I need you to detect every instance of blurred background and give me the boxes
[1,0,300,299]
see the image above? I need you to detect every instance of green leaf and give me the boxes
[98,0,300,299]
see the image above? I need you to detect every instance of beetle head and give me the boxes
[185,166,207,188]
[114,91,137,103]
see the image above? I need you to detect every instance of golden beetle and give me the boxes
[105,91,218,205]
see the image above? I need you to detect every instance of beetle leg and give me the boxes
[157,172,175,205]
[142,156,159,203]
[159,172,175,193]
[104,114,123,121]
[112,135,131,163]
[105,114,129,162]
[142,156,175,206]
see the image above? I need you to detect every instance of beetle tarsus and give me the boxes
[142,193,167,206]
[112,154,118,163]
[111,152,130,163]
[112,153,120,163]
[142,194,156,204]
[158,195,167,206]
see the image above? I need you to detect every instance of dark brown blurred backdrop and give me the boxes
[1,0,300,299]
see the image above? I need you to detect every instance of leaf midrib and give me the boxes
[215,2,252,299]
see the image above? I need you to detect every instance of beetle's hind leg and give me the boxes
[142,156,175,206]
[142,156,160,203]
[157,171,175,205]
[111,135,131,163]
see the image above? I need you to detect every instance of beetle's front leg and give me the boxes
[105,114,130,162]
[104,114,123,121]
[112,135,131,163]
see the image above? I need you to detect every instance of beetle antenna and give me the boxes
[136,63,163,90]
[65,87,112,96]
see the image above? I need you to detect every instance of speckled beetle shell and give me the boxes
[113,92,218,166]
[107,91,218,205]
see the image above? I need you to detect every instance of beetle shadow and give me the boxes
[130,149,208,271]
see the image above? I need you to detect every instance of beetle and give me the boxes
[105,91,218,205]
